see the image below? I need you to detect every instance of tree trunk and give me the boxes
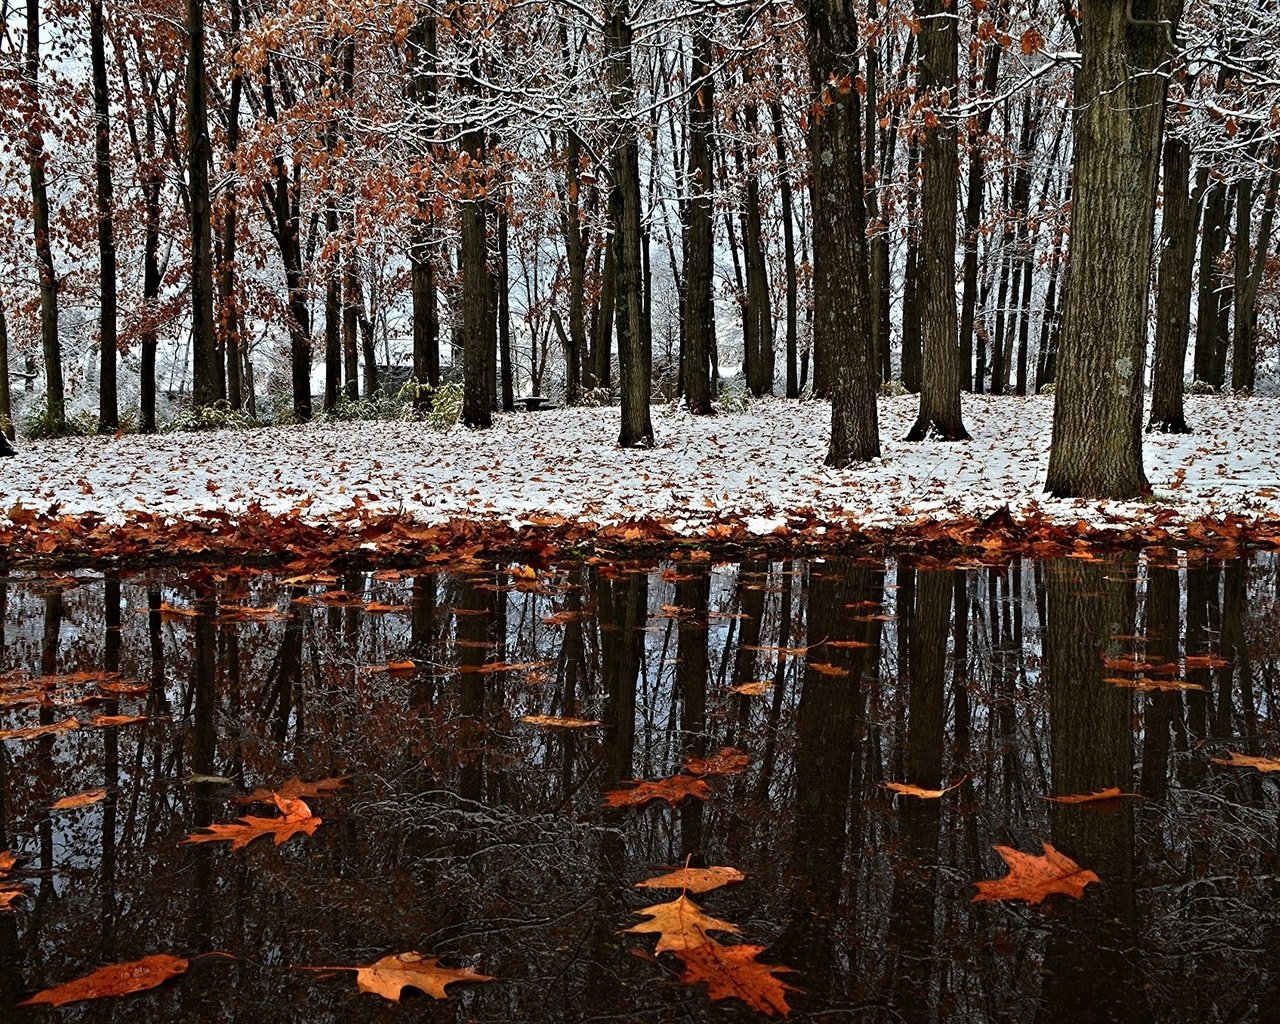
[90,0,118,432]
[140,124,161,433]
[563,125,586,405]
[186,0,220,409]
[460,143,490,427]
[959,40,1002,391]
[805,0,881,466]
[1232,157,1279,393]
[220,0,244,411]
[682,31,715,415]
[771,93,799,398]
[1045,0,1176,499]
[410,14,440,406]
[901,138,922,392]
[0,295,12,439]
[596,227,616,390]
[1149,135,1196,432]
[497,202,515,411]
[1193,180,1228,388]
[26,0,64,434]
[907,0,969,441]
[607,1,654,447]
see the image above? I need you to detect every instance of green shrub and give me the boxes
[878,379,909,397]
[1186,378,1217,396]
[1039,382,1057,396]
[425,381,463,430]
[162,400,259,434]
[23,402,94,439]
[716,385,751,414]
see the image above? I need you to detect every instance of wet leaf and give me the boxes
[635,866,745,894]
[519,714,601,728]
[472,659,553,675]
[602,776,713,809]
[1103,676,1206,692]
[0,716,80,742]
[627,895,740,953]
[181,795,321,851]
[52,788,108,811]
[89,714,150,728]
[683,747,751,777]
[234,776,350,805]
[971,842,1100,905]
[806,662,850,678]
[1042,787,1141,804]
[673,940,800,1017]
[882,778,965,799]
[303,953,492,1002]
[1211,751,1280,773]
[729,681,773,696]
[18,953,189,1006]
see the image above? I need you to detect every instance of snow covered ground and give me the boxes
[1,395,1278,540]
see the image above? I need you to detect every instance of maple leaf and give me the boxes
[627,895,741,953]
[519,715,602,728]
[0,716,80,742]
[234,776,350,805]
[635,866,745,894]
[673,940,800,1017]
[181,796,321,851]
[602,775,713,809]
[18,954,189,1006]
[683,747,751,777]
[1211,751,1280,772]
[971,843,1100,905]
[1042,787,1141,804]
[882,777,965,799]
[52,788,108,811]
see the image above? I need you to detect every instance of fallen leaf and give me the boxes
[673,940,800,1017]
[52,788,108,811]
[1211,751,1280,773]
[602,776,713,809]
[1042,787,1141,804]
[519,715,602,728]
[806,662,850,678]
[18,954,189,1006]
[627,895,740,953]
[302,953,492,1002]
[882,777,965,799]
[729,681,773,696]
[471,660,553,675]
[234,776,350,805]
[181,795,321,851]
[0,717,80,742]
[1103,676,1206,692]
[634,866,745,894]
[89,714,149,728]
[683,748,751,777]
[1182,654,1230,669]
[971,843,1100,905]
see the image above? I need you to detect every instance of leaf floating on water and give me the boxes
[626,895,740,953]
[234,776,350,805]
[18,953,189,1006]
[683,747,751,777]
[1042,787,1141,804]
[301,953,493,1003]
[471,659,553,675]
[0,716,80,742]
[519,714,602,729]
[806,662,850,678]
[89,714,150,728]
[180,795,321,851]
[0,850,26,911]
[729,681,773,696]
[882,777,965,800]
[1103,676,1205,692]
[602,775,712,809]
[1211,751,1280,773]
[971,842,1100,905]
[634,866,745,894]
[673,940,800,1017]
[1182,654,1230,670]
[52,787,108,811]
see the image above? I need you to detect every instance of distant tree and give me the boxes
[186,0,221,410]
[1149,133,1197,433]
[682,28,715,415]
[1046,0,1181,498]
[0,294,12,440]
[90,0,118,432]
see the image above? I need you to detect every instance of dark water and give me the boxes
[1,554,1278,1022]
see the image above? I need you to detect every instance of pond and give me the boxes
[0,553,1277,1021]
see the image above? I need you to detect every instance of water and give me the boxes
[1,554,1277,1021]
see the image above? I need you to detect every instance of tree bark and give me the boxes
[1231,156,1279,393]
[1149,135,1196,432]
[186,0,220,410]
[771,91,799,398]
[219,0,244,411]
[682,31,715,415]
[1045,0,1176,499]
[907,0,969,441]
[90,0,118,431]
[1193,180,1229,388]
[410,14,440,406]
[0,295,12,439]
[805,0,881,466]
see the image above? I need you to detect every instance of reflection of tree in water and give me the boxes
[0,555,1276,1020]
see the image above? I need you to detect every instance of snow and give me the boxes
[1,395,1278,542]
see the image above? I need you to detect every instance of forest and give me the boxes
[0,0,1277,502]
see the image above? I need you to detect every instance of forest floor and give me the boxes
[3,394,1279,566]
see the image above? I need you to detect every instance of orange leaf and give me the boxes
[1020,27,1044,54]
[673,940,800,1017]
[627,895,740,953]
[683,747,751,777]
[1211,751,1280,773]
[347,953,492,1002]
[1042,787,1141,804]
[730,681,773,696]
[18,954,189,1006]
[806,662,850,677]
[519,715,601,729]
[234,776,350,805]
[634,866,745,894]
[0,716,80,742]
[882,777,965,799]
[602,776,713,809]
[51,788,108,811]
[89,714,149,728]
[181,796,321,850]
[1103,676,1205,692]
[971,842,1100,905]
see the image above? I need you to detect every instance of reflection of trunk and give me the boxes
[457,581,493,803]
[1039,558,1149,1024]
[773,561,883,1003]
[886,570,950,1016]
[187,591,219,953]
[676,570,709,856]
[100,580,122,952]
[1140,564,1177,801]
[410,575,438,708]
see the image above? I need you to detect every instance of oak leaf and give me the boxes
[18,954,189,1006]
[635,866,745,894]
[89,714,149,728]
[1103,676,1206,692]
[0,716,80,742]
[1211,751,1280,772]
[627,894,740,953]
[683,747,751,777]
[52,788,108,811]
[1042,787,1141,804]
[234,776,350,805]
[356,953,492,1002]
[181,795,321,850]
[519,715,601,729]
[673,940,800,1017]
[971,843,1100,905]
[602,776,713,809]
[882,777,965,799]
[730,681,773,696]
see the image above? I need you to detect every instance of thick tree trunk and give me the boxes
[1193,180,1228,388]
[1045,0,1175,499]
[26,0,64,434]
[805,0,880,466]
[1149,135,1196,433]
[741,103,774,397]
[1231,159,1279,393]
[606,1,654,447]
[901,139,922,392]
[140,139,161,433]
[90,0,118,432]
[460,140,490,427]
[497,203,514,412]
[186,0,220,409]
[221,0,244,411]
[682,31,715,415]
[907,0,968,441]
